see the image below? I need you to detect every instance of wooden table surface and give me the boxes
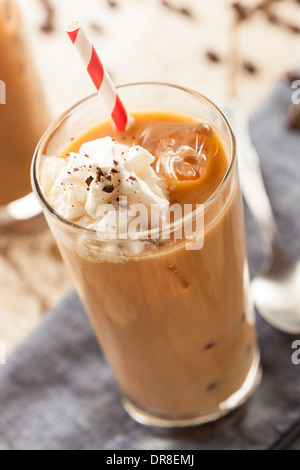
[1,0,300,354]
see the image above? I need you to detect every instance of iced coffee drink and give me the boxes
[0,0,50,208]
[32,83,261,427]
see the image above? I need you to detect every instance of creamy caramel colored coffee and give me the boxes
[0,0,51,205]
[40,110,258,420]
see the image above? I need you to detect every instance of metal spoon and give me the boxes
[221,98,300,334]
[0,192,43,234]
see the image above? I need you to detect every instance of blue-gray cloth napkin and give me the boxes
[0,79,300,450]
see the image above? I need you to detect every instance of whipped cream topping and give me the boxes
[41,137,169,237]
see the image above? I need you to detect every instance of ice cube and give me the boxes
[140,122,216,181]
[156,146,207,180]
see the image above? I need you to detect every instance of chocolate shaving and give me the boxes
[178,7,194,19]
[96,167,106,182]
[287,23,300,34]
[205,50,222,63]
[111,168,120,174]
[85,176,94,187]
[129,176,137,182]
[106,175,112,182]
[161,0,174,10]
[255,0,273,12]
[161,0,194,19]
[265,11,280,25]
[113,160,119,166]
[107,0,118,8]
[73,168,79,172]
[39,0,55,33]
[242,60,258,75]
[102,185,114,193]
[89,23,104,35]
[231,2,249,22]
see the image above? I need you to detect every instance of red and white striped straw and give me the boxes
[66,20,130,132]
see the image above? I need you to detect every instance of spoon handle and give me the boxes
[222,99,281,260]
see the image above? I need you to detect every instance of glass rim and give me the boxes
[31,81,237,237]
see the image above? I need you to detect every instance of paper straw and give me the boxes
[66,20,130,131]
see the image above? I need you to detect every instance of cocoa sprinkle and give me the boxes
[231,2,249,22]
[205,50,222,64]
[85,176,94,187]
[178,8,193,19]
[161,0,173,10]
[242,60,258,75]
[160,0,194,19]
[287,23,300,34]
[96,167,105,182]
[102,185,115,193]
[39,0,55,33]
[107,0,118,8]
[129,176,137,182]
[89,23,104,35]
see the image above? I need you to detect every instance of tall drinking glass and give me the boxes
[32,83,261,427]
[0,0,51,231]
